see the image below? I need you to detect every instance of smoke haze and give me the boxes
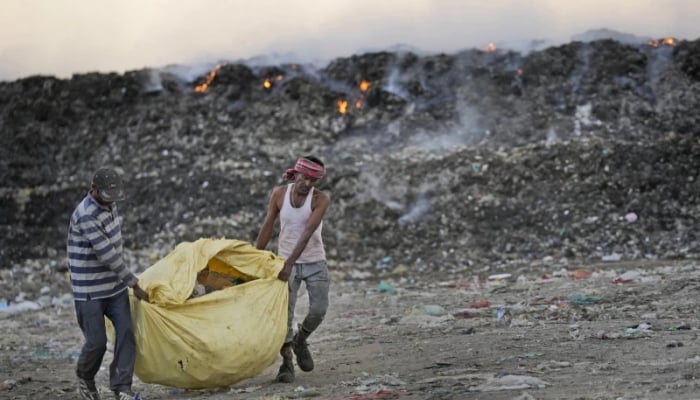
[1,0,699,81]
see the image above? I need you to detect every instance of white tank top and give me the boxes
[278,184,326,263]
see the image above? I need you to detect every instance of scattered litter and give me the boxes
[610,270,643,285]
[0,301,42,318]
[569,295,604,305]
[378,281,396,294]
[418,304,447,316]
[535,361,572,371]
[342,389,403,399]
[469,300,491,308]
[626,322,653,335]
[572,269,592,280]
[601,253,622,262]
[500,352,544,362]
[29,347,80,360]
[668,323,692,331]
[468,374,549,392]
[376,257,392,271]
[451,308,486,319]
[496,307,507,321]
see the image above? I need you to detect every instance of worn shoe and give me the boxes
[113,390,140,400]
[292,330,314,372]
[275,343,295,383]
[275,362,295,383]
[77,377,100,400]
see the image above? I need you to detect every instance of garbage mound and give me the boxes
[0,36,698,298]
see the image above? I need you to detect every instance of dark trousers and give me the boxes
[74,289,135,393]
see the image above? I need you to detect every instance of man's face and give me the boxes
[92,185,114,207]
[93,189,115,206]
[294,173,319,194]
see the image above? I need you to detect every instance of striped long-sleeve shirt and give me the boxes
[67,193,138,301]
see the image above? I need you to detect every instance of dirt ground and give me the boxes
[1,259,699,400]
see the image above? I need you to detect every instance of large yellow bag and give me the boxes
[125,238,288,389]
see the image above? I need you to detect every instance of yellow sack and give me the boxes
[124,238,288,389]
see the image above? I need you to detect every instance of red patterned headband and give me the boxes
[282,158,325,181]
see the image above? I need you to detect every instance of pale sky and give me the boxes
[1,0,699,81]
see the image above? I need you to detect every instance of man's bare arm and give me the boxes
[255,187,283,250]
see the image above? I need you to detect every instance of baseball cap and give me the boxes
[92,168,125,201]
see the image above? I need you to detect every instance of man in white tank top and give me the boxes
[255,156,331,383]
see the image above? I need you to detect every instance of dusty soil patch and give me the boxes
[2,259,699,399]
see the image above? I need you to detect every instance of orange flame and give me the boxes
[485,42,496,53]
[194,64,221,93]
[334,81,370,113]
[263,79,272,90]
[649,38,676,48]
[359,80,371,92]
[337,99,348,114]
[276,74,284,81]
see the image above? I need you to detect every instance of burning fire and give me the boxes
[194,64,221,93]
[648,37,677,48]
[337,99,349,114]
[336,80,372,114]
[262,75,284,90]
[359,80,371,92]
[485,42,497,53]
[354,80,371,109]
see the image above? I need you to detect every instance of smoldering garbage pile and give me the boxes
[1,37,699,303]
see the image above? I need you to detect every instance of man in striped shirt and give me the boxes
[67,167,148,400]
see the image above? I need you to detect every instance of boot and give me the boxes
[275,343,294,383]
[292,323,314,372]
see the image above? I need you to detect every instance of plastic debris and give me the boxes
[601,253,622,262]
[0,301,42,317]
[376,256,392,271]
[469,299,491,308]
[496,307,507,321]
[569,295,604,305]
[612,270,641,284]
[572,269,592,280]
[625,212,638,222]
[468,374,549,392]
[420,304,447,316]
[378,281,397,294]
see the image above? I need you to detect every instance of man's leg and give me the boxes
[293,261,330,372]
[75,298,108,398]
[277,265,301,383]
[104,290,135,394]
